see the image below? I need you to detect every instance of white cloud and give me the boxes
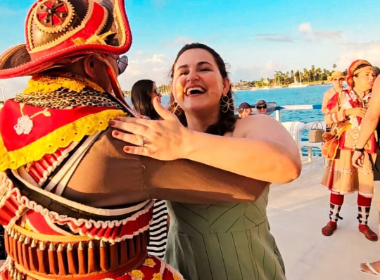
[336,41,380,69]
[145,54,165,63]
[0,77,29,100]
[0,52,172,99]
[229,60,284,82]
[255,34,294,42]
[119,52,172,90]
[298,22,312,33]
[314,31,343,40]
[298,22,342,42]
[166,37,196,47]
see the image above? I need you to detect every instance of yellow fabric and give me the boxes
[23,74,105,94]
[74,30,115,45]
[0,109,126,171]
[12,225,91,242]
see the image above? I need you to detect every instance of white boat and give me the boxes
[288,82,309,88]
[272,85,283,89]
[288,70,309,88]
[250,87,259,91]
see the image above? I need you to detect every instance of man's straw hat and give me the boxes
[327,71,346,81]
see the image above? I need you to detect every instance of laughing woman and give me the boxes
[110,43,301,280]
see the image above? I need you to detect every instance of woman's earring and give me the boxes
[220,95,234,113]
[171,101,182,115]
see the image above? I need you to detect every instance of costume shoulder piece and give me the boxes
[0,74,127,171]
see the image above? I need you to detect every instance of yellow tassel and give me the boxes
[23,74,105,94]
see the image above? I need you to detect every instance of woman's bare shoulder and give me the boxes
[234,115,283,137]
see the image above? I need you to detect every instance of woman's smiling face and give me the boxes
[172,48,229,114]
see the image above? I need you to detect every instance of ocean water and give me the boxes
[233,85,329,123]
[161,84,330,123]
[159,84,331,156]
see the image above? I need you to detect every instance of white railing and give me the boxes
[274,104,324,162]
[274,104,322,122]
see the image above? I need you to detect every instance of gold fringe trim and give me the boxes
[0,109,126,171]
[73,30,115,46]
[23,75,105,95]
[12,225,91,243]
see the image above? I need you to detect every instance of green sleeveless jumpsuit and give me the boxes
[164,187,286,280]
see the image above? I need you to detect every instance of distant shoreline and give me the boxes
[232,81,331,91]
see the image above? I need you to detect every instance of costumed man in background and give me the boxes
[321,71,346,132]
[321,71,346,115]
[0,1,269,279]
[321,60,378,241]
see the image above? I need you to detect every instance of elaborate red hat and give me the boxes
[346,59,373,88]
[0,0,132,79]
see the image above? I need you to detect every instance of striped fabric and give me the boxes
[164,188,286,280]
[147,200,168,258]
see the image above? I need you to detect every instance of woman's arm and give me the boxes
[323,91,366,125]
[110,100,301,184]
[354,76,380,149]
[65,128,269,206]
[181,115,301,183]
[321,88,335,114]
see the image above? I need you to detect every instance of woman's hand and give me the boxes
[346,108,367,118]
[109,97,190,160]
[352,150,365,168]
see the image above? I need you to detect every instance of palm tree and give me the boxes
[315,68,322,81]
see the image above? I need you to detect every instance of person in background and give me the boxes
[321,71,346,132]
[131,79,162,119]
[373,66,380,77]
[352,75,380,276]
[130,79,168,259]
[110,42,301,280]
[321,60,378,242]
[256,99,268,114]
[321,71,346,115]
[237,102,253,118]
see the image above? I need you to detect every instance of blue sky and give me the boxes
[0,0,379,97]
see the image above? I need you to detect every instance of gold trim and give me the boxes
[29,1,95,54]
[96,6,109,37]
[0,109,126,171]
[34,0,75,34]
[114,0,126,47]
[353,66,374,76]
[12,224,91,243]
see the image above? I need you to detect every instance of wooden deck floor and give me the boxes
[268,157,380,280]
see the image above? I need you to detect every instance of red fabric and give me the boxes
[0,99,114,152]
[326,92,339,111]
[330,192,344,205]
[0,0,132,79]
[29,3,105,60]
[24,211,65,235]
[358,193,372,207]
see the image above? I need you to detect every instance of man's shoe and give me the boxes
[359,225,378,241]
[322,221,337,236]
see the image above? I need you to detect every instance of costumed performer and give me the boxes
[321,60,378,241]
[0,1,273,280]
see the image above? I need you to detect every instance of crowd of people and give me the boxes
[0,0,380,279]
